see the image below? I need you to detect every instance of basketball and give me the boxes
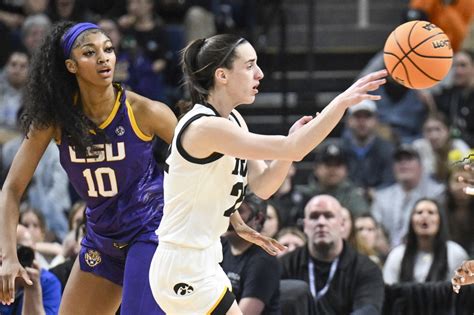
[383,20,453,89]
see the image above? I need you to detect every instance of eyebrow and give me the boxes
[245,58,256,64]
[80,39,112,48]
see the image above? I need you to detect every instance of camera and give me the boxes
[17,245,35,268]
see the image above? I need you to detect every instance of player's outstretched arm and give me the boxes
[452,260,474,293]
[186,70,387,164]
[0,127,53,304]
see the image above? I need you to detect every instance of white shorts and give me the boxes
[149,241,235,315]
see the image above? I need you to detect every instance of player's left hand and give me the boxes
[452,260,474,293]
[236,230,286,256]
[288,116,314,135]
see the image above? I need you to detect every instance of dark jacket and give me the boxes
[279,242,384,315]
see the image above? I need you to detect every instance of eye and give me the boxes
[105,46,115,53]
[83,50,94,57]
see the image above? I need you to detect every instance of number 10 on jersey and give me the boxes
[82,167,118,197]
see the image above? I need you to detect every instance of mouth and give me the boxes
[418,222,430,230]
[252,83,260,94]
[97,67,112,77]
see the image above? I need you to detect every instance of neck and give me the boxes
[308,239,343,262]
[207,91,237,118]
[417,236,434,252]
[354,134,374,147]
[77,82,116,124]
[401,178,420,192]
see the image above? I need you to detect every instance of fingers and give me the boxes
[0,275,14,305]
[261,239,287,256]
[360,65,387,81]
[357,70,388,86]
[451,277,461,294]
[20,267,33,286]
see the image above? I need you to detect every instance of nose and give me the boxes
[315,215,327,225]
[256,65,264,80]
[97,50,109,64]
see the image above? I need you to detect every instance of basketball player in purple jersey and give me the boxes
[0,22,177,314]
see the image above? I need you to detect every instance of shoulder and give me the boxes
[386,245,406,261]
[126,91,171,117]
[374,184,398,199]
[446,241,469,258]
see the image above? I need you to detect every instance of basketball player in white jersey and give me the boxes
[148,34,387,314]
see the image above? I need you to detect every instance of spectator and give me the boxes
[280,194,384,314]
[19,207,62,268]
[413,112,471,181]
[376,77,428,143]
[407,0,474,53]
[371,144,445,247]
[260,202,281,238]
[354,213,387,267]
[47,0,93,23]
[340,206,353,241]
[0,225,61,315]
[269,164,305,228]
[183,1,216,43]
[0,50,28,134]
[221,192,280,314]
[341,99,396,201]
[383,198,468,285]
[430,50,474,147]
[276,227,306,257]
[2,135,72,240]
[296,138,369,219]
[20,14,52,56]
[67,200,85,232]
[118,0,169,101]
[444,164,474,256]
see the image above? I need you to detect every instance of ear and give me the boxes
[215,68,227,84]
[65,59,77,74]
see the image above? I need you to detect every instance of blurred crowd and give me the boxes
[0,0,473,314]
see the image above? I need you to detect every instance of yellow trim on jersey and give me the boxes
[206,287,229,315]
[125,100,153,141]
[98,89,122,129]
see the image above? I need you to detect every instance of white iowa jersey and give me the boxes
[157,103,248,249]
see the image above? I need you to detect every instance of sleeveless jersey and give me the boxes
[157,103,248,249]
[58,84,164,245]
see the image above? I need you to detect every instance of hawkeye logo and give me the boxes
[173,283,194,296]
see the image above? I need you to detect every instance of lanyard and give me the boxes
[308,257,339,300]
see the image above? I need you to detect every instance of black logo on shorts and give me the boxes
[173,283,194,296]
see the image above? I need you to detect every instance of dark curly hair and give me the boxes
[21,21,108,152]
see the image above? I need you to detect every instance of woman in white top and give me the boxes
[412,112,471,181]
[383,198,468,285]
[148,34,387,314]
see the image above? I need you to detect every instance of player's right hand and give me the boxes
[334,69,387,109]
[0,257,32,304]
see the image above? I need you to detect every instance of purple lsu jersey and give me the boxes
[58,84,163,253]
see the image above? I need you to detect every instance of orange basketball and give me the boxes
[383,20,453,89]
